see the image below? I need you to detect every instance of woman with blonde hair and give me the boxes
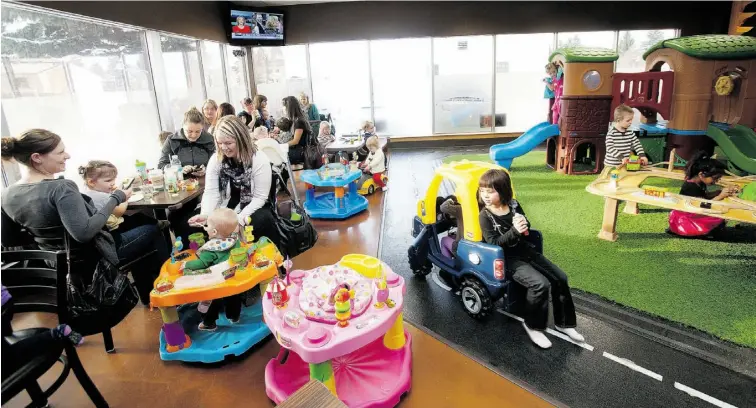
[299,92,320,122]
[202,99,219,132]
[187,115,280,246]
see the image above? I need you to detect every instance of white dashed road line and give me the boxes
[429,273,738,408]
[674,382,739,408]
[602,352,663,381]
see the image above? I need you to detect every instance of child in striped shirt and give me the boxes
[604,104,649,168]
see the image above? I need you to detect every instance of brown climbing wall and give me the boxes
[555,96,612,174]
[559,96,612,138]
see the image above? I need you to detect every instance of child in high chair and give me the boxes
[359,135,387,191]
[317,121,335,149]
[181,207,243,331]
[79,160,165,232]
[478,169,583,349]
[605,104,649,168]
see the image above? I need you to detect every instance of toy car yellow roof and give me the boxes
[419,160,515,242]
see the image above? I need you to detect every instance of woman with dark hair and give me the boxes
[186,115,280,246]
[478,169,582,349]
[282,95,312,165]
[218,102,236,118]
[253,95,267,118]
[158,107,215,172]
[1,130,169,304]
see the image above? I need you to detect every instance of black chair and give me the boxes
[1,249,109,408]
[1,210,118,353]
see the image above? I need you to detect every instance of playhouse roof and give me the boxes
[643,35,756,60]
[549,47,619,63]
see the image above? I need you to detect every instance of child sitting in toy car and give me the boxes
[478,169,584,350]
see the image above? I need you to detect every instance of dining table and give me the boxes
[325,135,387,155]
[128,178,205,246]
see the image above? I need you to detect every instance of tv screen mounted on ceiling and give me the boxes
[225,4,285,47]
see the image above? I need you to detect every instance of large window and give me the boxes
[370,38,432,137]
[495,33,554,132]
[159,34,203,129]
[200,41,227,103]
[433,36,494,134]
[226,45,249,110]
[1,5,162,181]
[557,31,616,49]
[252,45,311,119]
[309,41,371,133]
[616,29,678,73]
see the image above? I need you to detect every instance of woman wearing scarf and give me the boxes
[187,116,280,246]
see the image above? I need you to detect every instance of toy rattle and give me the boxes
[170,237,183,263]
[333,288,354,327]
[244,216,255,244]
[267,276,289,308]
[374,265,389,309]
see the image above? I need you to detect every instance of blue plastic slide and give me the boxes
[490,122,560,169]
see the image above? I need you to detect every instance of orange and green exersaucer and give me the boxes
[150,236,283,363]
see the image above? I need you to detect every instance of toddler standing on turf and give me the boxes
[478,169,583,349]
[605,104,649,168]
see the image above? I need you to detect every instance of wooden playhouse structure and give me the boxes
[546,34,756,175]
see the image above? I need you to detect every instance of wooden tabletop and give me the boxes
[276,380,346,408]
[326,136,387,154]
[129,179,204,210]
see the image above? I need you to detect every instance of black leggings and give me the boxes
[203,295,242,326]
[168,197,201,245]
[508,253,576,330]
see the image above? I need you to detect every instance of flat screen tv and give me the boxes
[225,4,285,46]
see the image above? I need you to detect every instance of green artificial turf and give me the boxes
[443,152,756,348]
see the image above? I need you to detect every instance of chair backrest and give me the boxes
[1,249,67,318]
[256,138,286,167]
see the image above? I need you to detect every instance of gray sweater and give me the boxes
[2,179,125,265]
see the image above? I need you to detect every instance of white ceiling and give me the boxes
[235,0,362,6]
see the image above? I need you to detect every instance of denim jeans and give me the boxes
[509,253,577,330]
[112,224,170,304]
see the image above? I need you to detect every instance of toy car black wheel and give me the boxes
[460,277,493,319]
[368,185,375,195]
[408,246,432,277]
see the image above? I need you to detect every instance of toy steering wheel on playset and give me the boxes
[714,72,741,96]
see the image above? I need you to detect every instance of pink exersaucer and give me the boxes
[263,254,411,408]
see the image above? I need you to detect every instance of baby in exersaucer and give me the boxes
[179,208,243,331]
[298,265,376,325]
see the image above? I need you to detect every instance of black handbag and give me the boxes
[303,131,324,170]
[64,234,139,336]
[272,173,318,258]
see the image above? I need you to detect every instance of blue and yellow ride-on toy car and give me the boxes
[407,160,543,319]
